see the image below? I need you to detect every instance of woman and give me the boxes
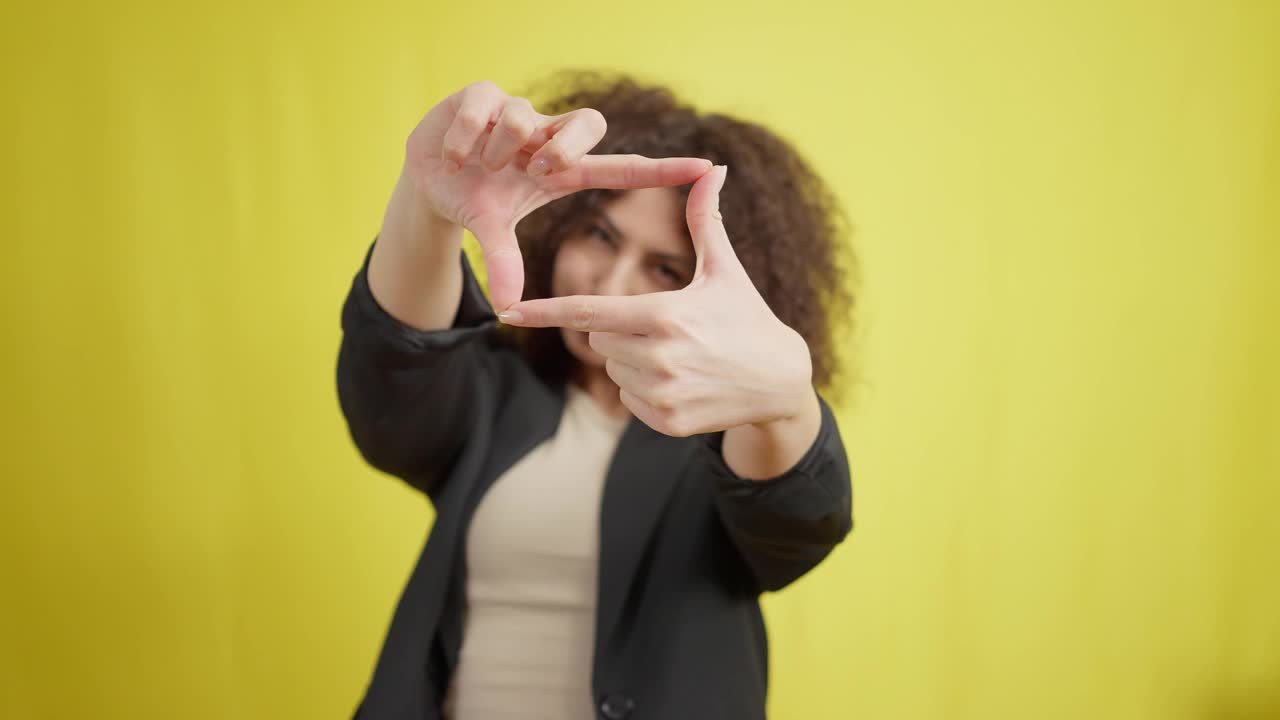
[337,72,856,720]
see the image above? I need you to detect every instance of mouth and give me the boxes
[566,329,599,353]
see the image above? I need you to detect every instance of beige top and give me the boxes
[442,383,631,720]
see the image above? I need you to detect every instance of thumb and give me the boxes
[686,165,736,281]
[469,215,525,311]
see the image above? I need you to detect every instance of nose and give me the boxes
[592,258,632,297]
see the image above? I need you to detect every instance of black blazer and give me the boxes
[336,237,854,720]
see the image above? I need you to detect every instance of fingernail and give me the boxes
[498,310,524,324]
[528,158,550,177]
[716,164,728,190]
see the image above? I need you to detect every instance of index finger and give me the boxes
[541,155,713,196]
[499,292,668,334]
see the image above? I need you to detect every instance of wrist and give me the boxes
[396,163,456,229]
[750,332,814,430]
[750,383,818,433]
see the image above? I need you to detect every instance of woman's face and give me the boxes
[551,186,695,369]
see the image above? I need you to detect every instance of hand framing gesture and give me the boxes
[404,80,713,310]
[498,166,815,437]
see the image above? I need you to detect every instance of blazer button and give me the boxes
[599,693,635,719]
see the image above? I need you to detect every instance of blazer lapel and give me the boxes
[439,377,567,674]
[595,419,699,651]
[440,379,700,672]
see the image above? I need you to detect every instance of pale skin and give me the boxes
[504,171,822,481]
[383,80,821,482]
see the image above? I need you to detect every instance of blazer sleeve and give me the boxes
[698,389,854,593]
[336,235,506,499]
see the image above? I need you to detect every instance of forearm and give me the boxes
[368,164,466,332]
[706,389,852,592]
[338,236,501,500]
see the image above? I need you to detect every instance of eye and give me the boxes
[657,265,684,284]
[589,225,614,245]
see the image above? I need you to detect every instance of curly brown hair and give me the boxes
[494,71,859,405]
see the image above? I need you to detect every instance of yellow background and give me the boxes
[2,1,1277,718]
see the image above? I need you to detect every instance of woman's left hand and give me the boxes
[497,165,815,438]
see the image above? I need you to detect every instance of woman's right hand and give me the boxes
[402,80,713,311]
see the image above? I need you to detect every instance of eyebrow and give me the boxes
[596,210,696,268]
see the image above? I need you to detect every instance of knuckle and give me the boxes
[650,349,678,378]
[457,83,487,106]
[570,303,595,330]
[455,111,487,135]
[686,209,723,232]
[542,141,571,167]
[442,138,476,162]
[500,115,534,141]
[650,381,681,410]
[483,244,520,261]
